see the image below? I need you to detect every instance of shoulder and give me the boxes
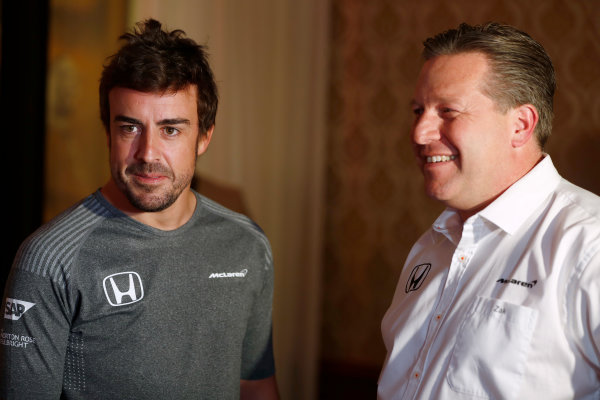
[194,192,273,260]
[13,193,114,286]
[545,179,600,274]
[555,179,600,222]
[547,180,600,244]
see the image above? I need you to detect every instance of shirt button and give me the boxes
[435,314,442,321]
[414,372,420,379]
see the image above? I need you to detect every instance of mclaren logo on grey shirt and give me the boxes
[209,269,249,279]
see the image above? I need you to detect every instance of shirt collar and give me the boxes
[479,155,561,234]
[432,208,463,245]
[433,155,561,237]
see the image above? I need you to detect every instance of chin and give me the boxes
[124,187,181,212]
[423,178,459,202]
[424,186,447,202]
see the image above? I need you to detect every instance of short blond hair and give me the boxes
[423,22,555,149]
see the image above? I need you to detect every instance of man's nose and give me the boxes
[411,112,441,145]
[134,129,160,162]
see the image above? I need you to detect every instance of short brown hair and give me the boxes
[423,22,555,148]
[99,19,218,135]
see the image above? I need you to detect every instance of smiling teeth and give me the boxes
[426,155,456,163]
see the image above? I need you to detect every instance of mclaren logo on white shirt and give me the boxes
[103,272,144,306]
[496,277,538,289]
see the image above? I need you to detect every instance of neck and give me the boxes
[457,152,545,223]
[100,180,197,231]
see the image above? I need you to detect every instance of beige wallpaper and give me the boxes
[322,0,600,371]
[45,0,126,221]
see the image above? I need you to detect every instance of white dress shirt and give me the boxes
[378,156,600,399]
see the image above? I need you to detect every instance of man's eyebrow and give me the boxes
[157,118,191,126]
[114,115,142,124]
[113,116,191,126]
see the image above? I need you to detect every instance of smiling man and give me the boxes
[378,23,600,399]
[1,20,278,399]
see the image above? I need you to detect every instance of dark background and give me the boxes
[1,1,49,291]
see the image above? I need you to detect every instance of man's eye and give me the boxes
[163,127,180,136]
[439,108,458,119]
[412,107,424,116]
[121,125,139,134]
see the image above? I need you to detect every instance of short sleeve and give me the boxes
[1,257,72,399]
[239,246,275,380]
[567,245,600,370]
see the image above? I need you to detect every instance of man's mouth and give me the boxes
[426,155,456,163]
[126,163,172,179]
[134,173,165,180]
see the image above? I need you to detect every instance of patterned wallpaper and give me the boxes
[322,0,600,370]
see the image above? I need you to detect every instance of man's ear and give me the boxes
[511,104,538,148]
[197,125,214,156]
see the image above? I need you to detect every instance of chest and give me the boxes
[66,230,264,341]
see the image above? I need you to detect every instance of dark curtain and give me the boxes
[1,0,49,290]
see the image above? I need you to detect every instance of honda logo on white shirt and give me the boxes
[405,263,431,293]
[103,272,144,306]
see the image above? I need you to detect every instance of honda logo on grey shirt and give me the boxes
[103,272,144,306]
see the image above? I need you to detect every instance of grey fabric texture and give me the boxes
[1,190,275,399]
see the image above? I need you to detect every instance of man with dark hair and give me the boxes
[378,22,600,399]
[1,19,279,399]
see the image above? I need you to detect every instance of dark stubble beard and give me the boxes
[114,161,195,212]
